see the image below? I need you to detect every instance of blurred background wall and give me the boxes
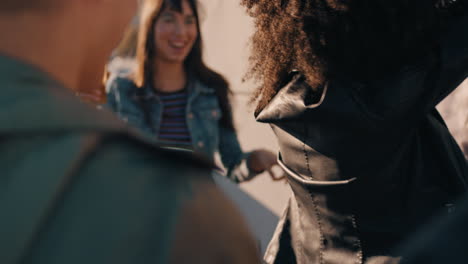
[199,0,291,217]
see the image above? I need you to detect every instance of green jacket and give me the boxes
[0,55,209,264]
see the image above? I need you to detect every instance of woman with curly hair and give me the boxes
[241,0,468,263]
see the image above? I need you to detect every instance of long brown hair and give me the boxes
[134,0,235,130]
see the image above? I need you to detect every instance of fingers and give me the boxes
[79,94,102,103]
[247,150,284,182]
[268,166,287,182]
[259,150,278,167]
[253,150,285,182]
[77,91,107,104]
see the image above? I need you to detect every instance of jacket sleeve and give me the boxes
[104,76,119,112]
[104,76,136,114]
[430,14,468,108]
[218,125,256,183]
[352,14,468,124]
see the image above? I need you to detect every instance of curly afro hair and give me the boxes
[241,0,467,113]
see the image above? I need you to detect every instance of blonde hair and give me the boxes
[113,24,139,58]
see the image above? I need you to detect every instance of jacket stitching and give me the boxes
[302,124,324,263]
[351,215,363,264]
[302,142,313,178]
[310,195,325,264]
[302,124,313,178]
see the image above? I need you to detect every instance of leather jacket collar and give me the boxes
[255,72,328,123]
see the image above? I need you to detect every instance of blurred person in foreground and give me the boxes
[0,0,259,263]
[106,0,278,183]
[396,193,468,264]
[241,0,468,263]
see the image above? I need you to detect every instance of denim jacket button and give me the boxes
[188,113,194,119]
[198,141,204,148]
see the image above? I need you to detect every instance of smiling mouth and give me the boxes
[169,42,187,50]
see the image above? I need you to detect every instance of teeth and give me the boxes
[170,42,185,48]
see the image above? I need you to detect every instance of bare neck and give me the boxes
[153,60,187,93]
[0,12,81,91]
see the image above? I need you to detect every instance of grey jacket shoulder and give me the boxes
[15,131,214,264]
[1,129,213,264]
[0,55,215,264]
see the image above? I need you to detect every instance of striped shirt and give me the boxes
[157,89,192,150]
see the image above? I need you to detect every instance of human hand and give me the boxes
[248,149,285,181]
[75,85,107,104]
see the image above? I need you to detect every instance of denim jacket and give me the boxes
[106,76,254,182]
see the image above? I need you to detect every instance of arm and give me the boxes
[430,14,468,108]
[103,75,134,112]
[218,125,254,183]
[218,125,278,183]
[103,76,137,114]
[104,76,119,112]
[352,14,468,124]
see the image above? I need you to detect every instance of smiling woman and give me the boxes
[106,0,278,183]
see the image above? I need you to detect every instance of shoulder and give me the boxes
[191,80,220,109]
[106,57,136,88]
[193,79,217,94]
[21,131,213,263]
[106,76,138,96]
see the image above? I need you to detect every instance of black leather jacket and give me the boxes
[258,14,468,264]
